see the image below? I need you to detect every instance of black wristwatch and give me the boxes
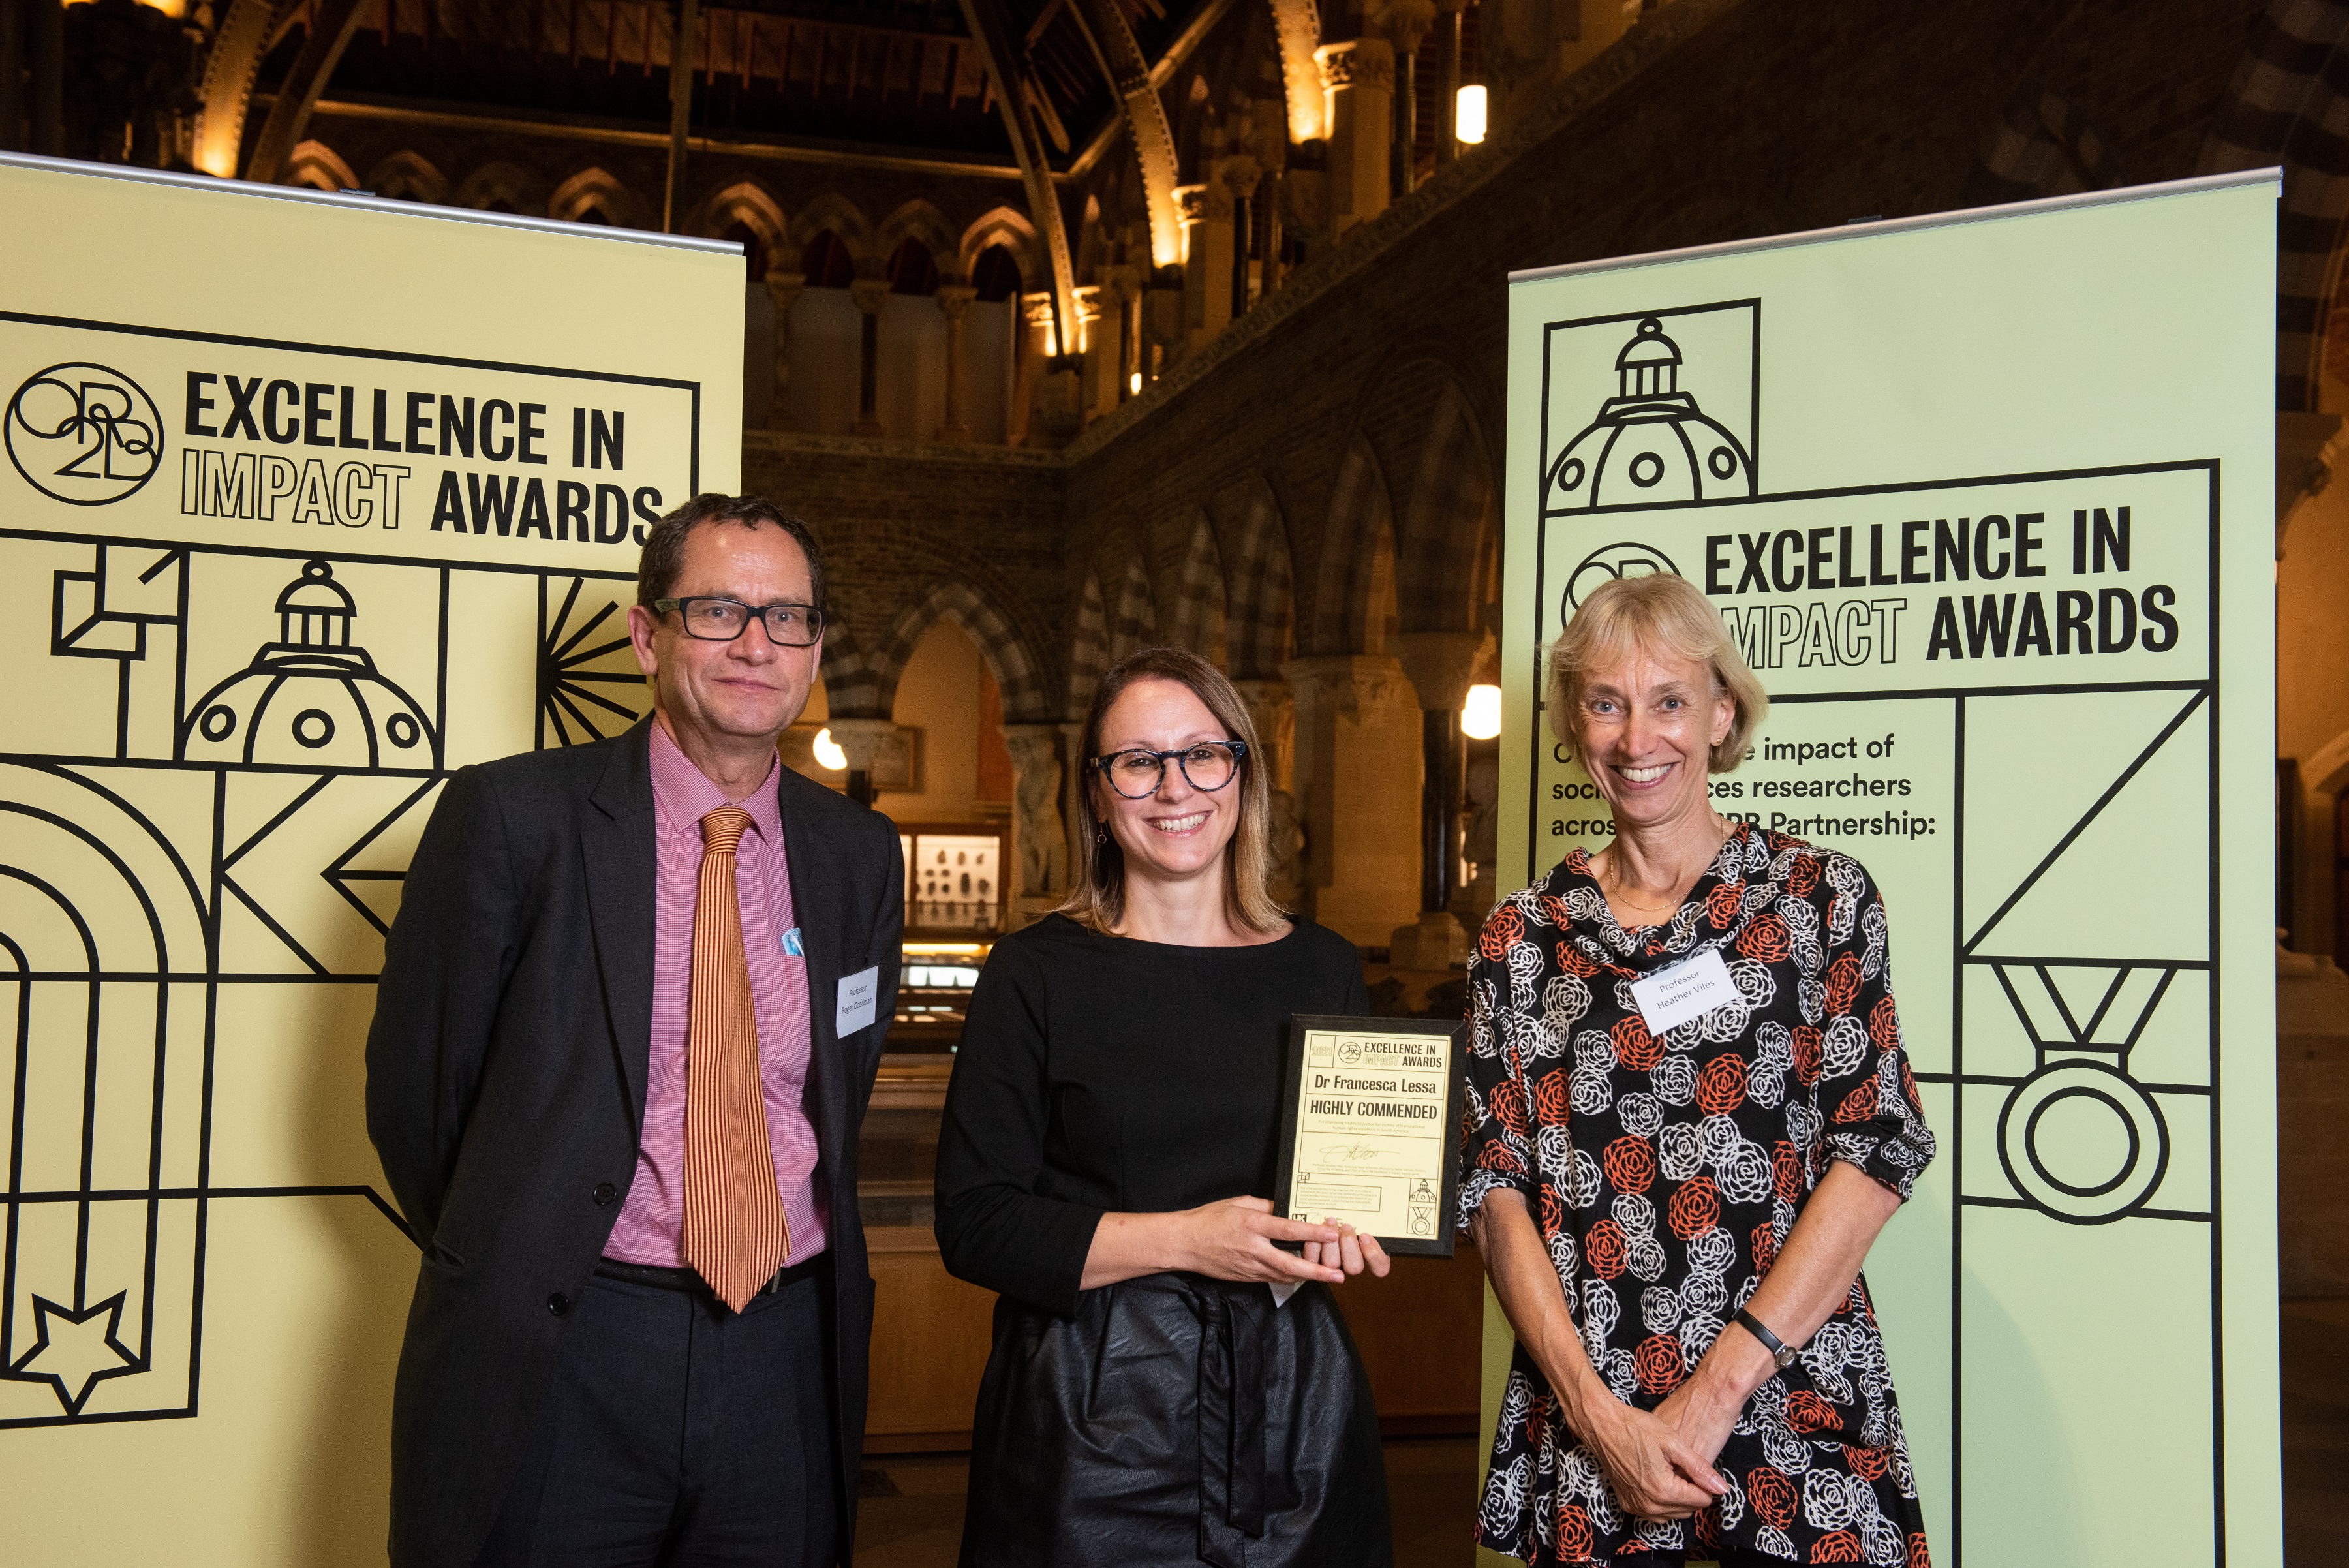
[1735,1307,1801,1370]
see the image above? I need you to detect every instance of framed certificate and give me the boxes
[1271,1014,1466,1258]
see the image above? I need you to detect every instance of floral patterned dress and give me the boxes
[1456,825,1937,1567]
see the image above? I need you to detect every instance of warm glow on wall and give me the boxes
[812,728,848,771]
[1129,372,1143,394]
[1456,85,1488,146]
[1462,684,1502,739]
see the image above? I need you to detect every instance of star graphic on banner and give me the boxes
[9,1293,143,1415]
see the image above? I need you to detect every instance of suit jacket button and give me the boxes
[592,1182,619,1206]
[547,1292,570,1317]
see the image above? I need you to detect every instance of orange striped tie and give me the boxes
[682,805,790,1312]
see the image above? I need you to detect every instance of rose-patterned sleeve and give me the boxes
[1454,897,1538,1233]
[1812,856,1937,1199]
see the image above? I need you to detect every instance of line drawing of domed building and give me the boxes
[1544,316,1757,511]
[179,558,440,769]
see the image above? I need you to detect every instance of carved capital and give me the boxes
[848,279,891,316]
[1173,182,1231,224]
[1378,0,1437,52]
[763,269,806,313]
[1393,630,1486,713]
[1315,38,1395,95]
[1217,155,1265,201]
[1021,290,1059,329]
[934,283,977,320]
[1279,654,1409,724]
[1072,284,1105,324]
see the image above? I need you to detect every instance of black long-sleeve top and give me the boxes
[933,913,1369,1315]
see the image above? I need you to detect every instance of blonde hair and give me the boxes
[1055,647,1286,935]
[1546,572,1767,771]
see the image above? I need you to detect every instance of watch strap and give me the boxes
[1736,1306,1800,1369]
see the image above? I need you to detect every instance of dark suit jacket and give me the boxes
[365,716,903,1568]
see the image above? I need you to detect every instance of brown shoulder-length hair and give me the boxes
[1055,646,1285,936]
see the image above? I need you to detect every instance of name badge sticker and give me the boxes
[1627,946,1739,1037]
[781,927,805,957]
[835,965,880,1035]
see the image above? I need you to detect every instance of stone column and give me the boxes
[827,718,898,809]
[1103,264,1143,401]
[1314,38,1393,239]
[1059,719,1093,891]
[1013,292,1056,447]
[1218,157,1263,320]
[1073,284,1116,421]
[1384,0,1436,197]
[2279,410,2345,959]
[848,278,889,438]
[1434,0,1467,165]
[1174,181,1235,348]
[1232,677,1302,913]
[1280,653,1417,945]
[1390,630,1483,968]
[1001,723,1069,927]
[934,283,976,444]
[761,269,805,431]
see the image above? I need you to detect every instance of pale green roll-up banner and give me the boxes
[0,153,742,1563]
[1485,172,2280,1567]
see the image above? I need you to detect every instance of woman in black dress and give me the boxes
[936,646,1394,1568]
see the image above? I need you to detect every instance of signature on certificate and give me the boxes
[1318,1141,1388,1165]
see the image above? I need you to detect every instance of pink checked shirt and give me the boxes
[604,721,828,1266]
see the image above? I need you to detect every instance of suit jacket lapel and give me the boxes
[583,718,659,1130]
[778,775,850,1178]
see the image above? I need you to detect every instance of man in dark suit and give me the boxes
[367,493,901,1567]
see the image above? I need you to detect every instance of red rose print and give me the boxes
[1736,912,1791,962]
[1540,1187,1567,1238]
[1555,941,1601,977]
[1666,1175,1719,1239]
[1602,1135,1657,1194]
[1811,1530,1866,1563]
[1695,1053,1748,1115]
[1477,1141,1524,1176]
[1633,1334,1685,1394]
[1586,1219,1627,1279]
[1834,1077,1880,1125]
[1540,895,1573,927]
[1479,904,1524,960]
[1824,952,1862,1016]
[1491,1079,1529,1138]
[1612,1013,1663,1071]
[1693,1503,1722,1549]
[1787,856,1819,897]
[1785,1391,1839,1432]
[1847,1442,1892,1481]
[1869,994,1900,1051]
[1746,1466,1796,1528]
[1554,1504,1594,1560]
[1533,1069,1571,1125]
[1752,1218,1781,1272]
[1772,1140,1804,1203]
[1792,1025,1824,1088]
[1706,880,1744,930]
[1908,1531,1934,1568]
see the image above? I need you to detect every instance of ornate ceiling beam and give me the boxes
[191,0,282,178]
[244,0,371,185]
[1066,0,1184,266]
[1066,0,1239,181]
[956,0,1082,346]
[1268,0,1327,142]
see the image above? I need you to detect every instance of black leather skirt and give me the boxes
[958,1273,1393,1568]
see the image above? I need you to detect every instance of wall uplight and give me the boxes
[1456,85,1488,146]
[1130,372,1143,394]
[812,727,848,771]
[1461,684,1502,740]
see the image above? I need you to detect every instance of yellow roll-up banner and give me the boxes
[1492,172,2279,1566]
[0,153,743,1563]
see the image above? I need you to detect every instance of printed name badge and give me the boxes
[781,927,805,957]
[1627,947,1738,1037]
[835,965,880,1035]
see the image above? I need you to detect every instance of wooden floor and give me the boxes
[2284,1297,2349,1567]
[854,1436,1481,1567]
[859,1299,2348,1565]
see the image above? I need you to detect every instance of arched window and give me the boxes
[889,238,939,296]
[972,245,1022,303]
[802,230,855,288]
[574,204,610,225]
[720,219,769,279]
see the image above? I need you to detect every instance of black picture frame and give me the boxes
[1270,1013,1467,1259]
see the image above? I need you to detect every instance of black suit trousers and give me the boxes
[475,1265,839,1568]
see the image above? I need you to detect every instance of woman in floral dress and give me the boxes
[1458,572,1937,1567]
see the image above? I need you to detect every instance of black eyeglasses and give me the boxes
[1090,740,1248,798]
[653,597,825,646]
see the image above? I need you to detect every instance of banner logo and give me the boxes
[6,362,164,505]
[1563,540,1680,613]
[1542,309,1757,514]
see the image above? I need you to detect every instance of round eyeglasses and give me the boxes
[653,596,825,647]
[1091,739,1248,798]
